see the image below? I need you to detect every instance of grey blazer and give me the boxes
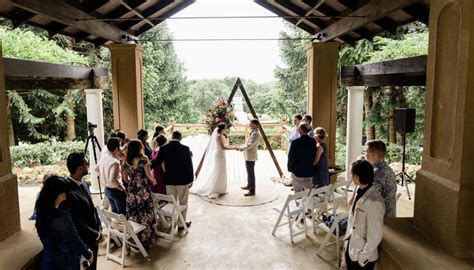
[240,129,260,161]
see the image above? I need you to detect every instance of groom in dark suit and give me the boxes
[64,152,102,270]
[153,131,193,229]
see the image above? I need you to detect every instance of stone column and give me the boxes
[0,45,20,241]
[108,44,144,138]
[84,89,105,192]
[307,42,339,167]
[344,86,365,181]
[414,0,474,259]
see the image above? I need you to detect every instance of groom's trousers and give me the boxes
[166,185,189,225]
[246,161,256,193]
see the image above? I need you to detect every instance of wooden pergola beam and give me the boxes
[11,8,35,28]
[3,58,108,90]
[254,0,316,34]
[340,55,427,87]
[317,0,418,42]
[11,0,135,43]
[403,3,430,26]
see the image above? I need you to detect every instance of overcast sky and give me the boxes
[167,0,285,83]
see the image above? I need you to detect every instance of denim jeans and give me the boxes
[105,187,126,215]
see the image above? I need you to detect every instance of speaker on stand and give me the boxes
[395,108,416,200]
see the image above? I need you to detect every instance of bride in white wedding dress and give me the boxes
[190,123,236,199]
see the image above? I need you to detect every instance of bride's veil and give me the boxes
[190,128,221,194]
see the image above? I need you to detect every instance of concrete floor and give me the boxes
[15,140,416,270]
[17,180,415,270]
[96,182,339,270]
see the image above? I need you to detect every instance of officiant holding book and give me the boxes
[240,119,261,197]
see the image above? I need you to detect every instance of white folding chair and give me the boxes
[272,189,311,244]
[305,185,332,232]
[96,202,122,247]
[316,212,349,264]
[96,206,149,268]
[151,193,188,241]
[325,180,352,214]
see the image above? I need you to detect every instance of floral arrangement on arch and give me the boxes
[205,98,236,134]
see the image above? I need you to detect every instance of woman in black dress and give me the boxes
[137,129,153,159]
[313,127,330,188]
[36,176,93,270]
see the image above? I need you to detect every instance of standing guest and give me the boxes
[364,139,397,218]
[110,129,128,147]
[150,135,167,194]
[36,176,94,270]
[122,139,159,250]
[313,127,330,188]
[344,159,385,270]
[137,129,153,159]
[109,129,128,162]
[152,124,166,140]
[65,153,102,270]
[288,114,302,152]
[303,114,315,138]
[95,137,126,215]
[153,131,193,229]
[287,123,317,192]
[30,171,56,220]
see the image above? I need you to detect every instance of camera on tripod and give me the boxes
[87,122,98,135]
[84,121,103,199]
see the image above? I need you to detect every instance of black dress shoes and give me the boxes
[244,191,255,196]
[241,186,250,190]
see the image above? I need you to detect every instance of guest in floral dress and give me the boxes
[122,139,159,249]
[150,135,167,194]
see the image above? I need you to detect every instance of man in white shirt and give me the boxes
[95,137,126,214]
[288,114,302,152]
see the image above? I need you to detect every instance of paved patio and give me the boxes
[16,135,416,269]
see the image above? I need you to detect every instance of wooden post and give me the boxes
[235,78,284,177]
[195,78,284,178]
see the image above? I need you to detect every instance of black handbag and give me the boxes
[322,214,348,236]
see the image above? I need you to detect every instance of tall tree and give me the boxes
[271,24,310,119]
[139,23,198,127]
[0,26,90,142]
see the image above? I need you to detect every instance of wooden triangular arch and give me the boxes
[195,78,284,178]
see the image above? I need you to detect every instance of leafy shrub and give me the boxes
[228,135,282,150]
[10,141,85,168]
[385,144,423,165]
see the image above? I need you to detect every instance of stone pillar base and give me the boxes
[377,218,473,269]
[0,173,20,242]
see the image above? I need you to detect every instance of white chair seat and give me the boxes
[159,202,187,214]
[152,193,189,241]
[272,189,311,244]
[96,206,149,267]
[129,221,146,234]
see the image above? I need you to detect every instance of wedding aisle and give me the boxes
[93,135,339,269]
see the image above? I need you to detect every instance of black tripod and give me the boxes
[84,122,103,199]
[396,132,415,200]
